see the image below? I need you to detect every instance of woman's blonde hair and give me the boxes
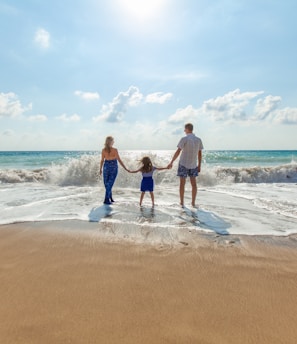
[104,136,114,153]
[140,156,152,173]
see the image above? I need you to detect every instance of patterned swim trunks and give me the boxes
[177,164,198,177]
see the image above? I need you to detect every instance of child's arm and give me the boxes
[155,166,169,171]
[127,168,141,173]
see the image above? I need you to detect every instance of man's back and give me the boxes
[178,133,203,169]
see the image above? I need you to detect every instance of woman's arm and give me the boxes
[115,149,128,171]
[99,149,105,175]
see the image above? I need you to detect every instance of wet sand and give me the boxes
[1,221,297,344]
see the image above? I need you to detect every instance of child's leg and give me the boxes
[149,192,155,207]
[140,192,145,206]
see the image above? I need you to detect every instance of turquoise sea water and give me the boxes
[0,150,296,170]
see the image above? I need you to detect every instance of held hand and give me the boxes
[167,163,173,169]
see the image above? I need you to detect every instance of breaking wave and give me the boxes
[1,154,297,186]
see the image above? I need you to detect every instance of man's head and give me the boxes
[184,123,193,133]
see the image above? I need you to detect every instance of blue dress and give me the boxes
[141,167,156,192]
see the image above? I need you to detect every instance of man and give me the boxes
[168,123,203,208]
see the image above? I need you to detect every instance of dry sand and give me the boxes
[1,221,297,344]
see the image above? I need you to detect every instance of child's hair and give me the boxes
[104,136,114,153]
[140,156,153,173]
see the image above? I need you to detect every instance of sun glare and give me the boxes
[112,0,169,33]
[118,0,167,19]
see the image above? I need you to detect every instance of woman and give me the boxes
[99,136,128,205]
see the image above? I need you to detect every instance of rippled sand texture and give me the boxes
[1,222,297,344]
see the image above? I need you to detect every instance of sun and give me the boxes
[111,0,169,34]
[117,0,168,20]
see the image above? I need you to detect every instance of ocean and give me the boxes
[1,150,297,243]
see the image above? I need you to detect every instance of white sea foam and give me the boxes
[1,152,297,186]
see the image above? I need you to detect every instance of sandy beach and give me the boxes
[1,221,297,344]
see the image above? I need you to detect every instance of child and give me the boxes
[128,156,168,207]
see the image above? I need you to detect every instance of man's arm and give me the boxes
[197,150,202,172]
[168,148,181,169]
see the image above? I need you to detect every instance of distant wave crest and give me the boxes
[213,164,297,184]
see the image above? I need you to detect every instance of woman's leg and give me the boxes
[103,161,118,203]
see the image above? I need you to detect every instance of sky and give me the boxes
[0,0,297,151]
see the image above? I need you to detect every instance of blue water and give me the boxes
[204,150,297,166]
[0,151,97,169]
[1,150,296,170]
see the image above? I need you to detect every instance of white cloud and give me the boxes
[1,129,14,136]
[273,107,297,124]
[27,114,48,122]
[146,92,173,104]
[197,89,297,125]
[201,89,264,121]
[34,28,50,49]
[0,92,32,118]
[254,95,281,120]
[93,86,143,123]
[56,113,80,122]
[171,127,183,135]
[127,87,143,106]
[74,90,100,101]
[168,105,199,124]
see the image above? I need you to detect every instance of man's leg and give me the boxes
[179,177,186,207]
[190,176,197,207]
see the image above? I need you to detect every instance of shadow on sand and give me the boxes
[88,205,113,222]
[88,204,231,236]
[181,207,231,235]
